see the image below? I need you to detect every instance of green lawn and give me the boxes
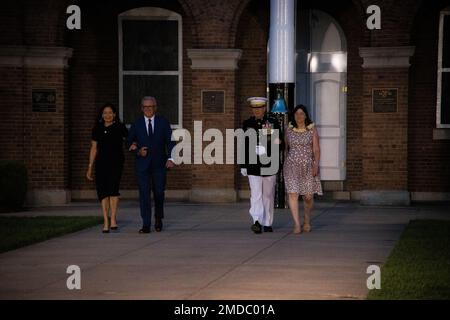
[368,219,450,300]
[0,216,103,253]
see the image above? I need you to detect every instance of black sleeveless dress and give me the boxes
[92,122,128,201]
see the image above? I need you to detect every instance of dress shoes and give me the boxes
[251,221,262,234]
[139,227,150,234]
[155,218,163,232]
[263,226,273,232]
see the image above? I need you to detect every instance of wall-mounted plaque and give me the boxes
[372,88,398,113]
[32,89,56,112]
[202,90,225,114]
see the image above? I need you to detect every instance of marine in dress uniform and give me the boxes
[240,97,281,234]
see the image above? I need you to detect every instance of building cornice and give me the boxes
[0,46,73,68]
[187,49,242,70]
[359,46,415,68]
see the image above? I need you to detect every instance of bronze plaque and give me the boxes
[202,90,225,113]
[32,89,56,112]
[372,88,398,113]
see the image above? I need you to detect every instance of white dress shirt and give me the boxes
[143,115,174,162]
[144,115,155,135]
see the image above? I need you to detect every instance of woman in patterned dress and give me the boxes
[283,105,322,234]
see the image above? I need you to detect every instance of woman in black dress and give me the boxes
[86,103,128,233]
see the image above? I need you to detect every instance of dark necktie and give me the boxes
[148,118,153,138]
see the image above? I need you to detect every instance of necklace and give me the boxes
[292,127,307,133]
[289,123,314,133]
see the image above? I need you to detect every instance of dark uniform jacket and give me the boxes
[240,113,281,176]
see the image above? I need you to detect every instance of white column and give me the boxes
[268,0,295,84]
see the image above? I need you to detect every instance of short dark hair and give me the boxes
[289,104,313,128]
[96,102,121,124]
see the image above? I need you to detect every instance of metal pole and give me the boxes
[268,0,296,208]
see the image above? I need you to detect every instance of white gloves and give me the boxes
[240,168,248,177]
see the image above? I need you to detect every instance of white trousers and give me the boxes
[248,175,277,227]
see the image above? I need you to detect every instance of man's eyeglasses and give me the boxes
[142,105,156,109]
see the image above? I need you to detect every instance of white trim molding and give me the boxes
[433,128,450,140]
[0,46,73,68]
[26,189,71,207]
[71,189,190,201]
[190,188,238,202]
[360,190,411,206]
[436,8,450,128]
[187,49,242,70]
[411,192,450,202]
[74,188,237,202]
[359,46,415,69]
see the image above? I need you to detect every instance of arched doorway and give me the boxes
[296,9,347,181]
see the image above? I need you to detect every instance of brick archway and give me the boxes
[228,0,254,48]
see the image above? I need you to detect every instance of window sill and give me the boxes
[433,128,450,140]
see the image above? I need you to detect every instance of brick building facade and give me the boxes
[0,0,449,206]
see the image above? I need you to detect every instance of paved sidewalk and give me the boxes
[0,201,448,299]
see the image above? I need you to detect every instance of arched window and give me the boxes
[119,7,182,127]
[437,7,450,128]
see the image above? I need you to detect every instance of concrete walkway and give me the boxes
[0,201,448,300]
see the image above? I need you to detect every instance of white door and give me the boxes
[296,9,347,180]
[311,71,346,180]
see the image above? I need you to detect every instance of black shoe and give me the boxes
[263,226,273,232]
[102,229,110,234]
[139,227,150,234]
[251,221,262,234]
[110,225,118,231]
[155,218,163,232]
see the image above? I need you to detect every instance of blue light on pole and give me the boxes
[271,93,288,113]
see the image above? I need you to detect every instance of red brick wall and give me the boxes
[0,67,25,161]
[0,2,70,193]
[22,0,68,46]
[181,0,243,48]
[171,11,195,191]
[0,2,24,46]
[359,0,420,47]
[26,68,69,190]
[0,66,69,190]
[189,70,238,190]
[362,69,410,190]
[408,0,450,192]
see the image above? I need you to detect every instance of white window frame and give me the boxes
[437,8,450,128]
[118,7,183,128]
